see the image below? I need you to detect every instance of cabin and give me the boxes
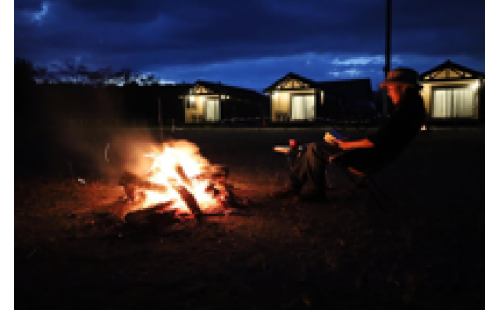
[420,60,485,122]
[182,80,268,123]
[263,72,374,122]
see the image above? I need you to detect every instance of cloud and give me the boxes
[31,2,50,21]
[144,52,484,91]
[14,0,485,90]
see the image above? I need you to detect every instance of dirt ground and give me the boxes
[15,128,485,309]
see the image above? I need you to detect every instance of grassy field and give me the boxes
[15,128,485,309]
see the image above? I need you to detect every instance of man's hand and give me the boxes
[324,132,341,145]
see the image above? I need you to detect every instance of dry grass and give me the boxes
[15,128,485,309]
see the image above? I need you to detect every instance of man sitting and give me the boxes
[273,67,426,202]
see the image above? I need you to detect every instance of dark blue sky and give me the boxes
[14,0,485,91]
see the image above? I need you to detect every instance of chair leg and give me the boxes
[366,186,387,211]
[366,178,391,201]
[364,178,391,211]
[340,177,368,207]
[340,175,389,211]
[334,164,393,210]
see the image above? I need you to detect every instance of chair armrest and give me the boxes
[347,167,365,177]
[328,152,345,163]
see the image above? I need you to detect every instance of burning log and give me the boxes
[119,171,169,192]
[173,185,203,220]
[215,166,229,179]
[119,171,204,220]
[124,201,177,227]
[119,171,168,201]
[174,164,192,188]
[194,165,229,182]
[119,139,236,220]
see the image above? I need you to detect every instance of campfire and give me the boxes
[118,140,233,221]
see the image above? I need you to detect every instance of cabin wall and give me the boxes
[184,94,219,123]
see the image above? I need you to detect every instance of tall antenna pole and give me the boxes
[383,0,392,117]
[385,0,392,78]
[158,97,163,143]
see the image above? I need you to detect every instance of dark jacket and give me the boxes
[336,88,425,171]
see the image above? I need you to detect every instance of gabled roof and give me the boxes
[156,83,193,95]
[263,72,319,93]
[420,59,485,81]
[194,80,267,100]
[264,72,373,102]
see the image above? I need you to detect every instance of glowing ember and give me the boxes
[124,140,228,216]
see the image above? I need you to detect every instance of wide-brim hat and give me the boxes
[380,67,422,89]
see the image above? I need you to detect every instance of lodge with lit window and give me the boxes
[420,60,485,122]
[182,80,268,123]
[264,72,375,122]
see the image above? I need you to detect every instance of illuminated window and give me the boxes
[186,95,196,109]
[291,95,315,120]
[432,87,474,118]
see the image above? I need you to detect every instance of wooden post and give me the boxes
[158,97,163,142]
[384,0,392,79]
[383,0,392,118]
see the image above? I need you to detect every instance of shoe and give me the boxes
[299,190,326,203]
[271,184,300,199]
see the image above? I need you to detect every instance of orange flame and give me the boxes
[137,140,222,214]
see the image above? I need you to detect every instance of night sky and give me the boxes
[14,0,485,91]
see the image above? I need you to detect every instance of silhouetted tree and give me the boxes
[15,58,39,124]
[15,57,187,129]
[33,58,144,86]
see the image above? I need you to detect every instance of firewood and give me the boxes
[124,201,175,226]
[174,164,192,187]
[173,185,203,220]
[194,166,229,181]
[119,171,169,193]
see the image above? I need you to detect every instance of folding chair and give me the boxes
[328,144,411,211]
[275,142,401,210]
[333,164,391,210]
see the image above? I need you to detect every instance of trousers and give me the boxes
[289,141,343,194]
[289,141,381,193]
